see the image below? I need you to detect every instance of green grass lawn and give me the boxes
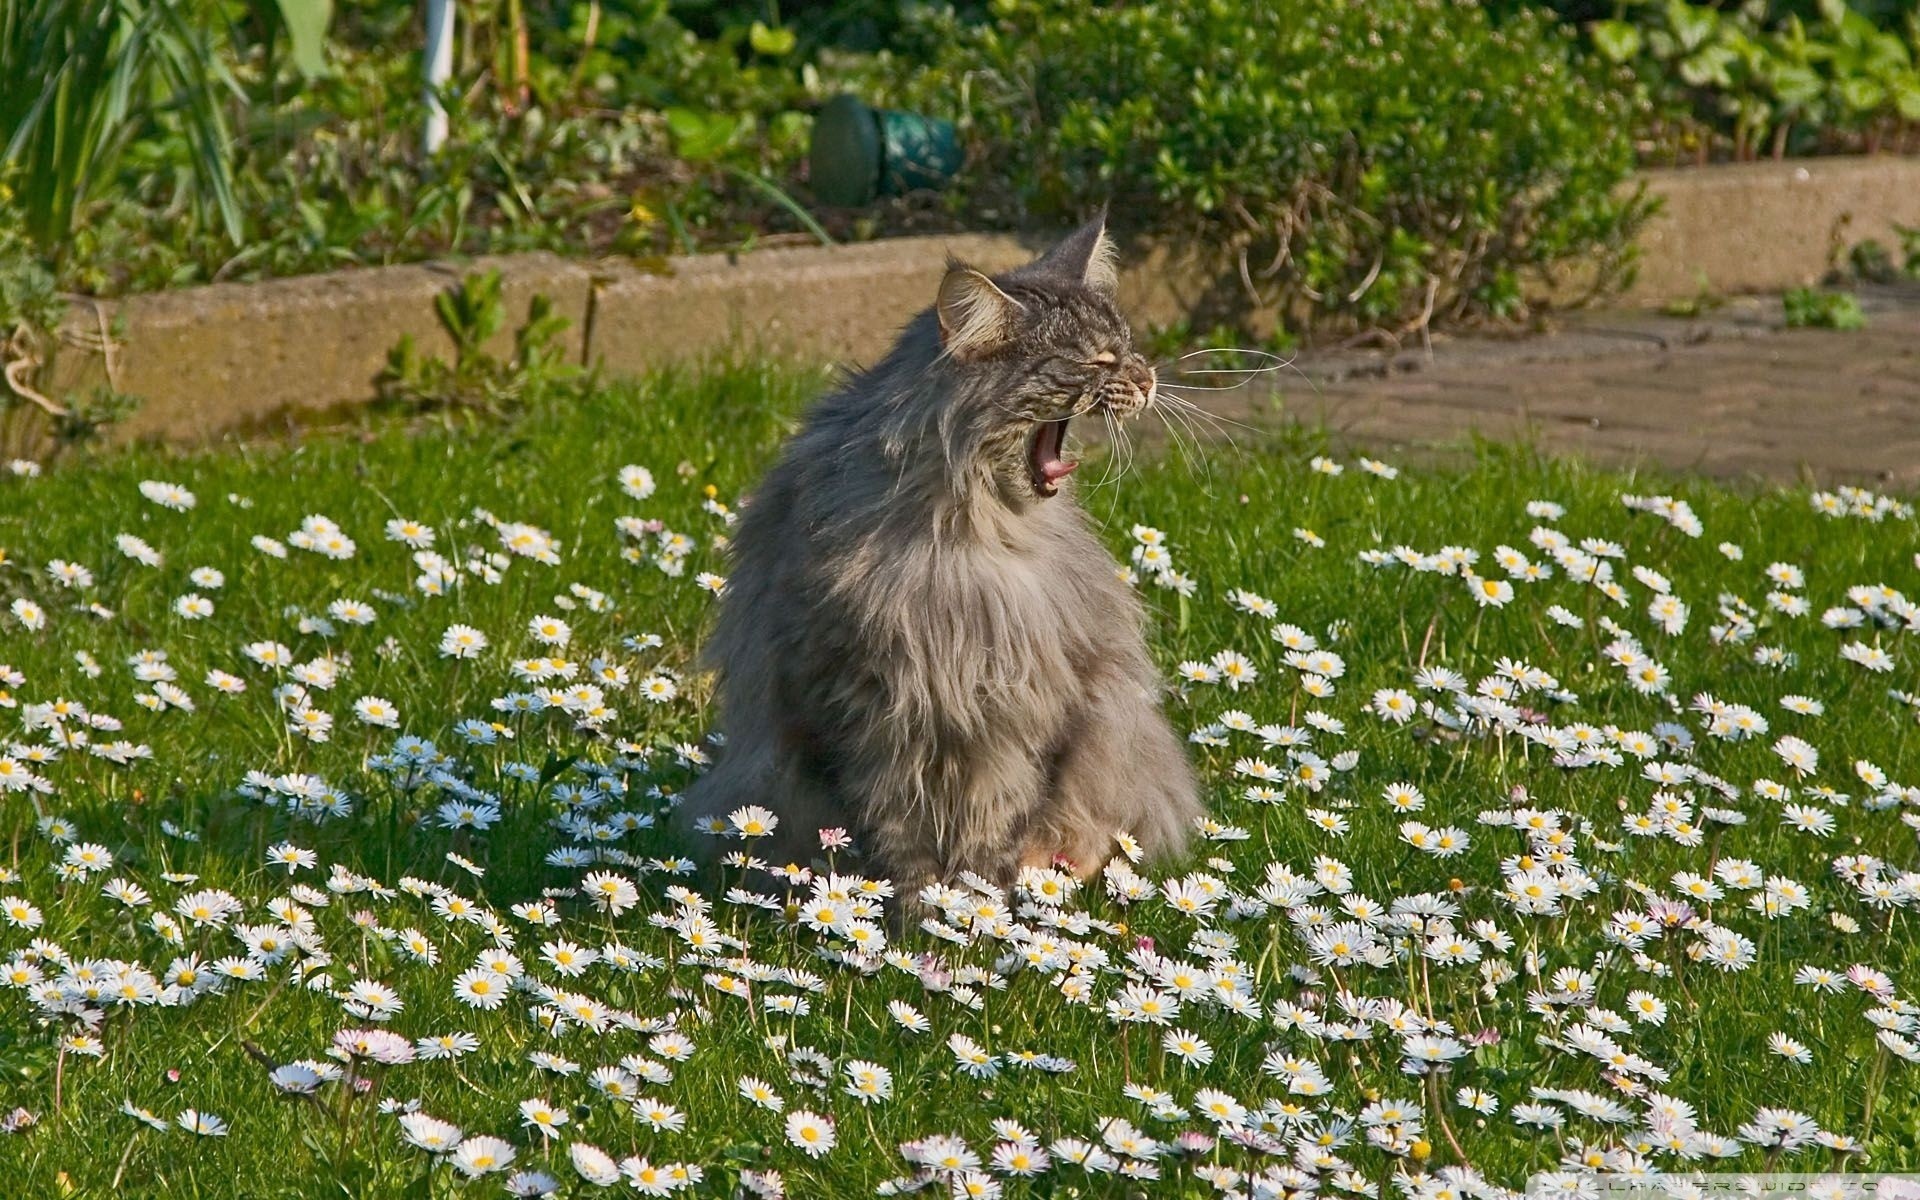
[0,364,1917,1197]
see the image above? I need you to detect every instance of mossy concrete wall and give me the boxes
[49,254,589,441]
[44,156,1920,443]
[1633,157,1920,299]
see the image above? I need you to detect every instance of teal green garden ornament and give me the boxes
[809,94,964,207]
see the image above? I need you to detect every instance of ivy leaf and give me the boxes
[748,21,795,57]
[1836,76,1887,114]
[665,108,753,164]
[1589,20,1643,64]
[1771,64,1824,108]
[1678,43,1737,88]
[1666,0,1719,53]
[1893,77,1920,122]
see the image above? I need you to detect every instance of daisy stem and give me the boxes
[1426,1068,1467,1163]
[1255,924,1281,987]
[334,1070,354,1167]
[1860,1040,1890,1144]
[1665,937,1695,1007]
[1416,607,1441,671]
[110,1133,139,1189]
[240,972,290,1030]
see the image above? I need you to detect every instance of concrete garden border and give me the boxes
[44,155,1920,443]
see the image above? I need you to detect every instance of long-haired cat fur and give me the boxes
[679,218,1201,894]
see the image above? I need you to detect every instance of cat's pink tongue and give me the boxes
[1030,417,1076,494]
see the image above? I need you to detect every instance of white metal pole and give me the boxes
[423,0,454,155]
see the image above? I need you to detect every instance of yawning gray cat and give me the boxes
[680,218,1201,894]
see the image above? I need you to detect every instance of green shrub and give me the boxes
[1782,285,1866,328]
[19,0,865,297]
[905,0,1653,335]
[1581,0,1920,162]
[375,269,585,417]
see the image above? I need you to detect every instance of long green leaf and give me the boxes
[269,0,331,80]
[722,165,836,248]
[0,0,242,250]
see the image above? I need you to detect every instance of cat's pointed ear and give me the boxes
[937,263,1023,361]
[1032,211,1118,294]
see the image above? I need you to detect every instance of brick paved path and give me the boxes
[1208,284,1920,489]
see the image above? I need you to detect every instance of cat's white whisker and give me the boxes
[1155,379,1261,392]
[1158,343,1317,406]
[1155,389,1260,442]
[1150,398,1218,496]
[1085,408,1125,493]
[1095,406,1136,492]
[1174,345,1288,363]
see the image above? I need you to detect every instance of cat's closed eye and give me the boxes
[1085,351,1118,366]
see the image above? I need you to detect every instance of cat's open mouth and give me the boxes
[1028,418,1078,497]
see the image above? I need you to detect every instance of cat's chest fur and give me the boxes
[809,498,1131,732]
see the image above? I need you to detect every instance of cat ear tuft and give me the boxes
[937,263,1023,361]
[1032,212,1118,294]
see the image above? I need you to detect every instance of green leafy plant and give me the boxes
[906,0,1652,338]
[1583,0,1920,162]
[1783,285,1867,328]
[0,0,244,250]
[9,0,1914,330]
[14,0,853,299]
[1843,237,1900,283]
[1899,222,1920,277]
[1658,271,1727,317]
[375,268,583,417]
